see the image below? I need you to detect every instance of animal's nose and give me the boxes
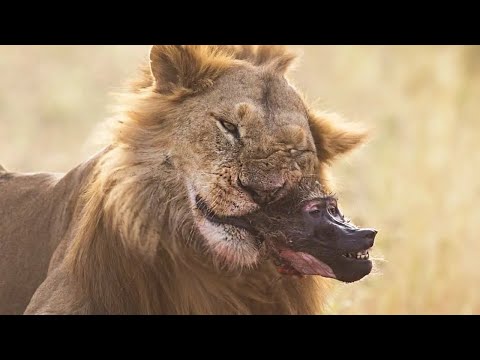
[357,228,377,248]
[237,175,286,205]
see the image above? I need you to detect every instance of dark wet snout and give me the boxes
[301,199,377,252]
[338,227,377,252]
[354,228,377,249]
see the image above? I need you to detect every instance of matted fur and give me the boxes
[0,46,367,314]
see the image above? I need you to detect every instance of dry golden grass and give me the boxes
[1,45,479,314]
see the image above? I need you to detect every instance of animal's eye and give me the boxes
[326,199,341,218]
[328,206,338,217]
[218,119,239,138]
[307,206,322,217]
[328,204,345,221]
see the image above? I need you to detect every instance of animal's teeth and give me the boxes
[344,251,370,259]
[351,251,369,260]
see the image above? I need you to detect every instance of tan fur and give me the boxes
[308,110,368,164]
[0,46,366,314]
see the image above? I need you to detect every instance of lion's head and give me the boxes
[98,45,367,273]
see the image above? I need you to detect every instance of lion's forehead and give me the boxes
[197,68,313,150]
[205,66,308,120]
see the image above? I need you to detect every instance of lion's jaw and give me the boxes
[185,180,262,270]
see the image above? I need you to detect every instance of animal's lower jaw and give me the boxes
[195,218,260,271]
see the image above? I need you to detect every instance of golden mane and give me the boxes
[125,45,296,95]
[63,45,331,314]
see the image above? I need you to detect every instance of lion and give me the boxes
[0,45,368,315]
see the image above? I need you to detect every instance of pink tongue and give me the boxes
[279,249,336,279]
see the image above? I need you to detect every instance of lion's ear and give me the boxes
[230,45,297,75]
[149,45,232,95]
[255,45,297,74]
[309,111,368,163]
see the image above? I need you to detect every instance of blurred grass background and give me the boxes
[1,45,479,314]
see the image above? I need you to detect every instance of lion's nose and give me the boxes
[238,174,286,205]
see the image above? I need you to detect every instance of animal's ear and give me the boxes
[230,45,297,75]
[308,111,368,163]
[149,45,232,95]
[256,45,297,74]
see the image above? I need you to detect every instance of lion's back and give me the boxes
[0,170,63,314]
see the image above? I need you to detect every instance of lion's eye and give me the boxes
[218,119,240,138]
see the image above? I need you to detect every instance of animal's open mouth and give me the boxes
[194,192,375,283]
[268,197,376,282]
[195,195,258,235]
[273,243,373,282]
[343,249,370,260]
